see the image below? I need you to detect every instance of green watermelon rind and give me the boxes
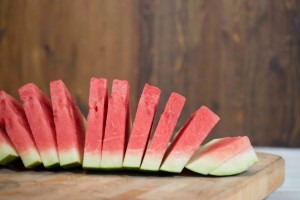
[82,153,101,169]
[59,149,82,169]
[39,150,60,169]
[122,155,141,170]
[159,157,188,173]
[20,149,43,168]
[0,143,19,165]
[61,162,82,169]
[209,148,258,176]
[185,137,258,176]
[100,152,124,169]
[140,155,161,172]
[0,154,19,165]
[185,139,225,175]
[0,152,20,165]
[100,165,123,170]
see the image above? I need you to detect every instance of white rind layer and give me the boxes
[101,152,123,169]
[160,152,188,173]
[140,154,161,171]
[20,148,42,168]
[40,149,60,168]
[83,153,101,169]
[0,143,19,164]
[185,139,221,174]
[59,148,81,167]
[210,148,258,176]
[123,153,141,168]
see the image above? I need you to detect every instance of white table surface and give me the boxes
[254,147,300,200]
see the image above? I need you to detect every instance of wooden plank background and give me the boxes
[0,0,299,147]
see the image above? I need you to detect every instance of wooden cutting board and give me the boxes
[0,152,284,200]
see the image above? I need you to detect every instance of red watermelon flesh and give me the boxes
[101,80,130,169]
[50,80,85,168]
[0,91,42,168]
[186,136,252,175]
[0,126,19,165]
[83,77,108,169]
[19,83,60,168]
[140,92,185,171]
[160,106,220,173]
[123,84,161,169]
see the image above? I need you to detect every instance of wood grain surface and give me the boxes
[0,0,299,146]
[0,152,285,200]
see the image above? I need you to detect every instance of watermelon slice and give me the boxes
[50,80,85,168]
[0,126,19,165]
[123,84,160,169]
[101,80,130,169]
[185,136,254,175]
[160,106,220,173]
[19,83,60,168]
[210,146,258,176]
[83,77,108,169]
[0,91,42,168]
[140,92,186,171]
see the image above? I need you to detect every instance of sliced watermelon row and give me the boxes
[0,77,258,175]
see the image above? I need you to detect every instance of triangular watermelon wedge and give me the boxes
[123,84,160,169]
[19,83,60,168]
[0,126,19,165]
[83,77,108,169]
[140,92,185,171]
[101,80,130,169]
[50,80,85,168]
[185,136,254,175]
[160,106,220,173]
[0,91,42,168]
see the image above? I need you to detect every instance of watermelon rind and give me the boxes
[209,148,258,176]
[122,155,141,170]
[185,139,220,171]
[83,153,101,169]
[185,140,219,174]
[0,129,19,165]
[59,149,82,169]
[139,154,161,172]
[0,144,19,165]
[185,138,242,175]
[41,150,60,168]
[101,153,123,169]
[21,149,43,168]
[0,154,19,165]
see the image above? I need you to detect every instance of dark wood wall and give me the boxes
[0,0,299,147]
